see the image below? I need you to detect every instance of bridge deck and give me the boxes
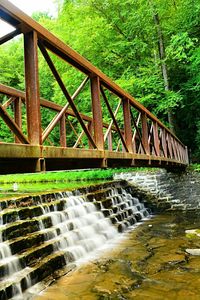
[0,143,187,174]
[0,0,188,173]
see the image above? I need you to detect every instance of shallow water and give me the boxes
[36,212,200,300]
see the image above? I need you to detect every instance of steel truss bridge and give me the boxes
[0,0,188,173]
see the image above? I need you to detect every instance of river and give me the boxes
[35,211,200,300]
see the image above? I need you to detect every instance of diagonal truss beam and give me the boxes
[2,96,17,109]
[0,28,21,45]
[67,118,85,148]
[38,40,96,149]
[130,110,146,154]
[100,86,128,152]
[73,129,85,148]
[42,76,89,143]
[104,99,122,142]
[0,104,29,144]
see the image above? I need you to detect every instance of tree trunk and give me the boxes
[151,4,175,132]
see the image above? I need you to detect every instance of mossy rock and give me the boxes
[185,229,200,239]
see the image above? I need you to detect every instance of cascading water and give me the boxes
[0,182,150,299]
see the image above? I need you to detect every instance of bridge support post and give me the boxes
[90,76,104,150]
[123,99,133,153]
[35,158,46,172]
[24,31,41,145]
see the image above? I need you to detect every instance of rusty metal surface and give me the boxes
[0,104,29,144]
[0,84,117,130]
[0,28,21,45]
[0,0,189,173]
[24,31,41,145]
[91,76,104,150]
[42,77,89,143]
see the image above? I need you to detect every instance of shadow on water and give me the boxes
[36,211,200,300]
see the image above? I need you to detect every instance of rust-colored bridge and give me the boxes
[0,0,188,173]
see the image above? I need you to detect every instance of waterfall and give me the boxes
[0,182,150,299]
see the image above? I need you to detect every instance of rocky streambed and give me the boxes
[36,211,200,300]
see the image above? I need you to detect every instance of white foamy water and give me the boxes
[0,186,150,299]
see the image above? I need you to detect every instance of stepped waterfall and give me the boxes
[0,181,150,299]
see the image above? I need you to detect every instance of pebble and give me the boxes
[185,249,200,256]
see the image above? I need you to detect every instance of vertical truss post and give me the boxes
[14,97,22,143]
[161,128,167,157]
[90,76,104,150]
[107,131,113,151]
[141,112,149,155]
[171,138,178,160]
[123,99,133,153]
[153,121,160,156]
[185,146,189,164]
[167,134,173,159]
[60,115,66,147]
[88,121,93,149]
[24,31,41,145]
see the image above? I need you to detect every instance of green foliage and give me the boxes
[166,32,197,63]
[190,164,200,172]
[0,38,24,89]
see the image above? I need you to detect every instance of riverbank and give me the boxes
[0,167,154,199]
[0,168,156,184]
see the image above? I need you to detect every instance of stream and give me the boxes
[36,211,200,300]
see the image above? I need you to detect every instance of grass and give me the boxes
[0,167,155,184]
[188,164,200,172]
[0,167,157,200]
[0,169,113,183]
[0,180,105,200]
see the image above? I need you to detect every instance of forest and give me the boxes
[0,0,200,161]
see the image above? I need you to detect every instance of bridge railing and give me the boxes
[0,82,188,165]
[0,0,188,170]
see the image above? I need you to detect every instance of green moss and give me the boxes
[186,233,198,239]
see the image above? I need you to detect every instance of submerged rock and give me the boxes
[185,249,200,256]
